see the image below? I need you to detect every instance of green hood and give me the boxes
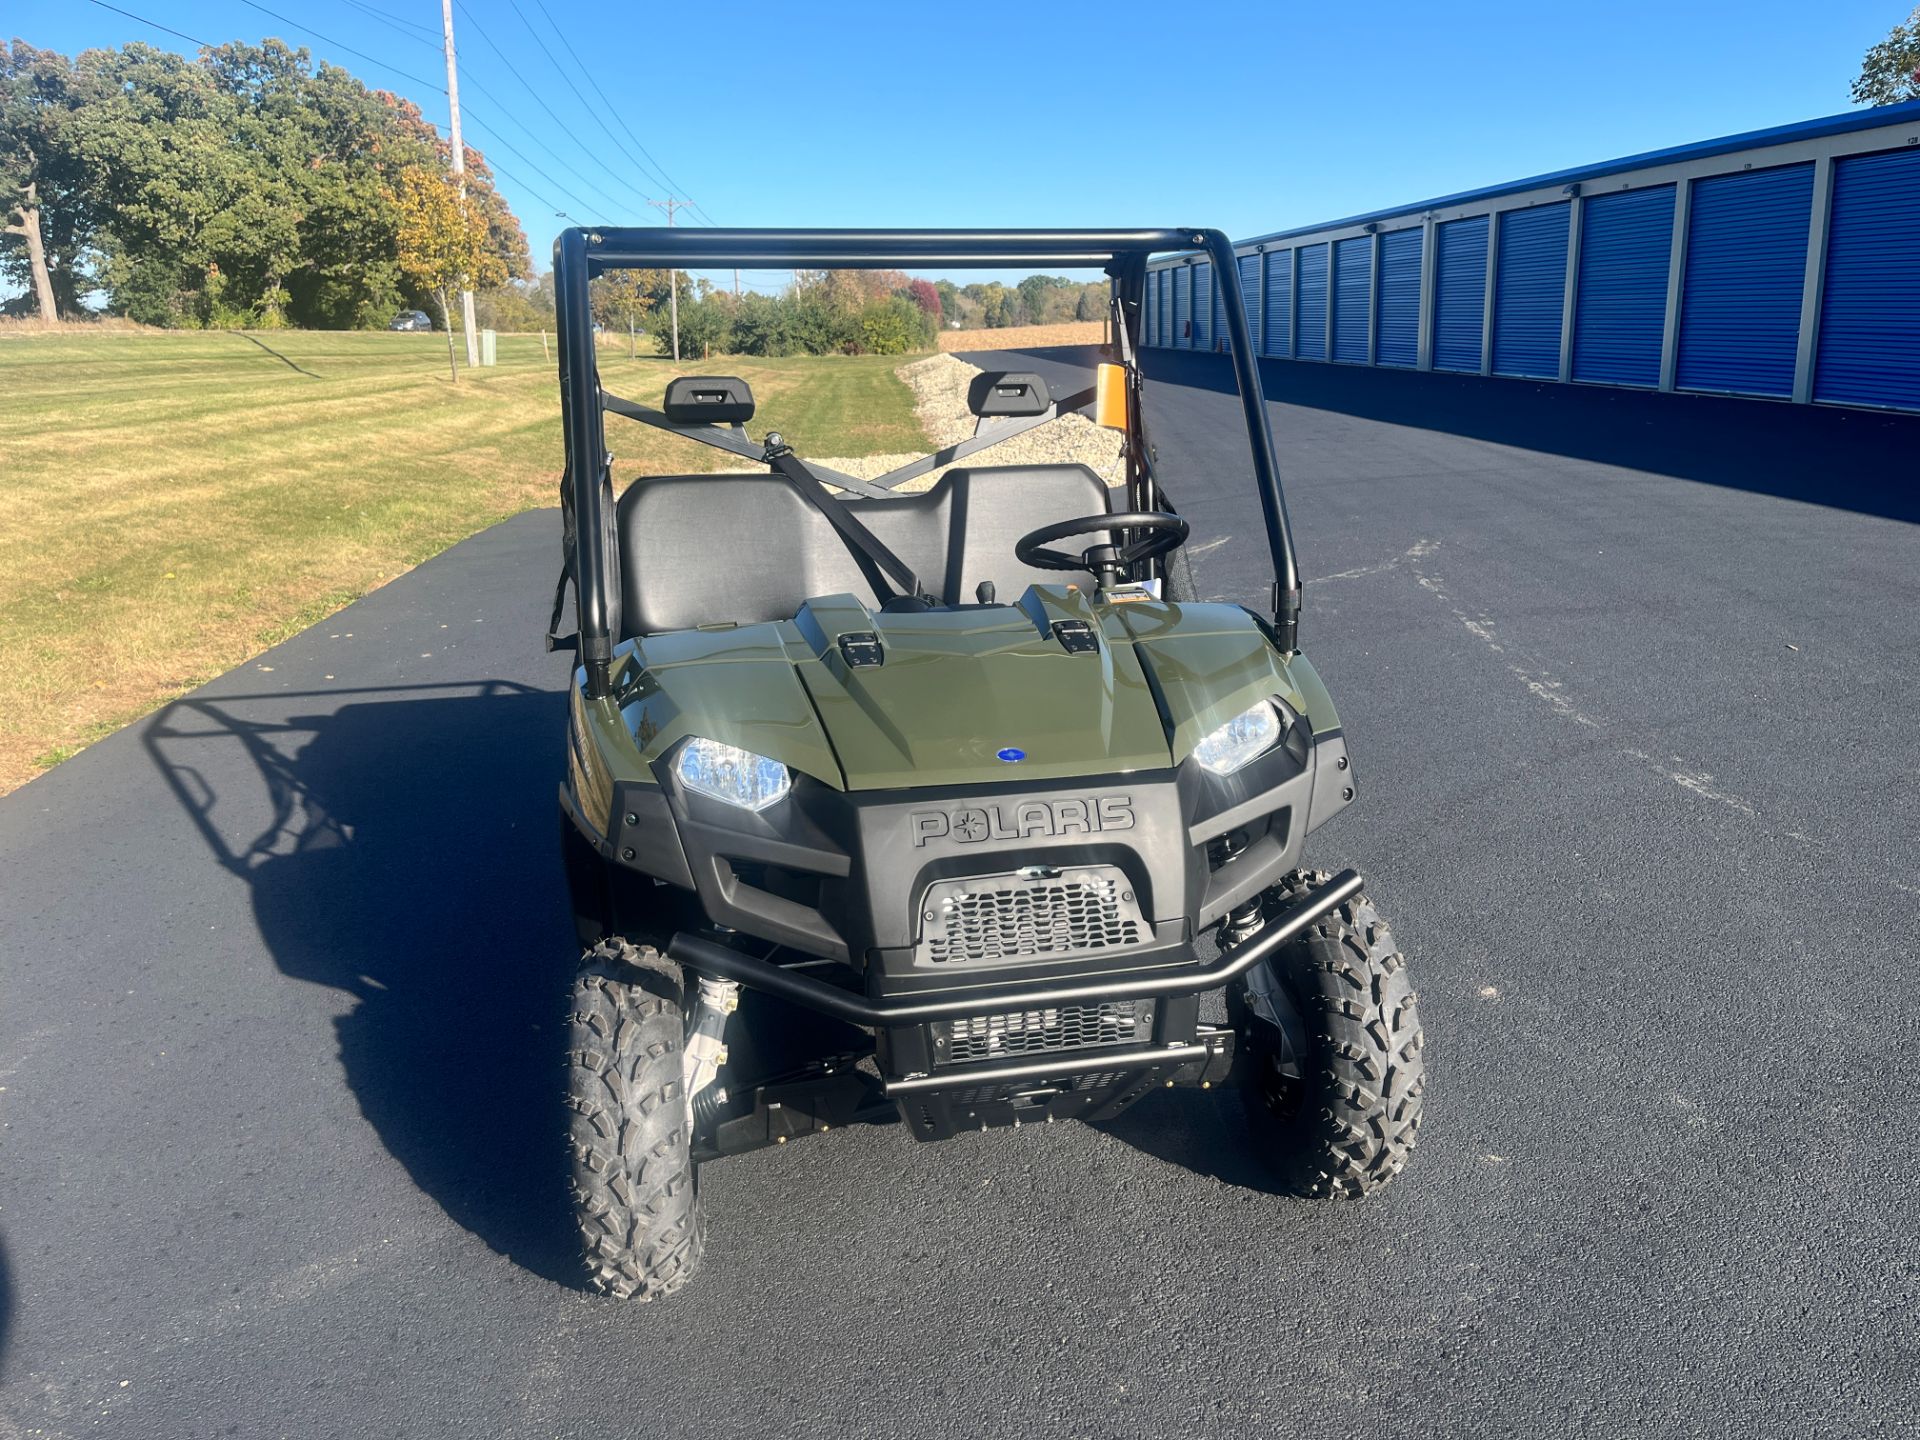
[604,587,1336,793]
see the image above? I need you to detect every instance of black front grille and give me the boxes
[919,866,1146,966]
[940,1000,1149,1066]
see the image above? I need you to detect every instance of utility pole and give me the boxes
[441,0,479,369]
[649,196,687,362]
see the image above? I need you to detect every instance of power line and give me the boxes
[229,0,448,93]
[235,0,620,219]
[499,0,672,196]
[93,2,582,230]
[86,0,213,49]
[452,74,632,215]
[526,0,717,222]
[457,108,610,222]
[523,0,712,220]
[451,0,657,214]
[335,0,439,42]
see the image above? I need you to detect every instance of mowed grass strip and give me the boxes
[0,330,928,792]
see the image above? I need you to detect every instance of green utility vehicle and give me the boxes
[550,228,1424,1300]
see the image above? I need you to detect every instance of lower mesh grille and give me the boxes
[918,866,1146,966]
[940,1001,1149,1066]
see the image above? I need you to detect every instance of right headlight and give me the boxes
[1191,701,1287,776]
[674,737,792,811]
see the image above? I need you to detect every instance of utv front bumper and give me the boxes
[669,868,1360,1141]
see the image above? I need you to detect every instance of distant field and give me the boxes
[938,320,1107,352]
[0,331,928,792]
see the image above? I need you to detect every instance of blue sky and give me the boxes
[9,0,1909,287]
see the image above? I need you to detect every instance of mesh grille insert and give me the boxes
[919,866,1146,966]
[941,1001,1148,1066]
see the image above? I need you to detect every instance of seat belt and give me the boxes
[763,441,937,606]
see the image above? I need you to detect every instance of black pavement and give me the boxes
[1,353,1916,1438]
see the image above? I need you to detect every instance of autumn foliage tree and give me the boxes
[1853,6,1920,104]
[393,165,504,381]
[590,268,668,356]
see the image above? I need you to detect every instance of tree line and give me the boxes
[2,34,1112,354]
[582,271,1112,360]
[0,38,525,328]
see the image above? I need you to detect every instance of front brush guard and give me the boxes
[666,868,1360,1031]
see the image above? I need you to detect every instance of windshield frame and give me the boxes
[554,227,1299,697]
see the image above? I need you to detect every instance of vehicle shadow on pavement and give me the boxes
[144,682,581,1285]
[1094,1087,1290,1195]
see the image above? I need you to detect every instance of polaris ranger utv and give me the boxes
[551,228,1424,1301]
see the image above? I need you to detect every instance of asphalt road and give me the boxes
[3,351,1917,1438]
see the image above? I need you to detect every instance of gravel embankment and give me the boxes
[814,352,1125,491]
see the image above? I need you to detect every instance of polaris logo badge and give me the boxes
[910,796,1135,847]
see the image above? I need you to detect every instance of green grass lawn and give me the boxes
[0,328,929,792]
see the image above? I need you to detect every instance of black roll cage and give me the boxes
[553,226,1301,699]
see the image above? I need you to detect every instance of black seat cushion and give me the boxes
[615,464,1111,637]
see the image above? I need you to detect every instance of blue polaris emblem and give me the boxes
[996,747,1026,763]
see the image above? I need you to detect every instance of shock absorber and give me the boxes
[683,975,739,1132]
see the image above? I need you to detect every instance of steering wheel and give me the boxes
[1015,512,1191,578]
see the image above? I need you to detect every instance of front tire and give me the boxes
[565,939,705,1300]
[1235,871,1425,1198]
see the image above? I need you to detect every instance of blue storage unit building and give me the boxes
[1295,243,1329,361]
[1815,146,1920,410]
[1143,99,1920,413]
[1332,236,1372,363]
[1676,164,1813,397]
[1572,185,1674,387]
[1433,216,1489,373]
[1376,228,1422,367]
[1491,202,1570,379]
[1238,254,1260,353]
[1191,261,1213,350]
[1262,249,1293,357]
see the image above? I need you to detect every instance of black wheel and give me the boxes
[1234,871,1425,1198]
[565,938,705,1300]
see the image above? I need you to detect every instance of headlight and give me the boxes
[675,737,792,811]
[1191,701,1286,776]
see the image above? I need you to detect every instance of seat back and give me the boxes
[615,464,1111,637]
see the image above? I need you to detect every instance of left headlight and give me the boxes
[1190,700,1287,776]
[675,737,792,811]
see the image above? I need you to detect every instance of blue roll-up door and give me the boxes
[1172,265,1191,348]
[1433,215,1489,372]
[1159,268,1173,347]
[1815,147,1920,411]
[1144,271,1158,347]
[1295,243,1329,361]
[1376,228,1421,367]
[1214,265,1230,352]
[1237,253,1259,353]
[1571,186,1674,387]
[1492,202,1570,379]
[1332,236,1372,363]
[1676,163,1813,397]
[1262,249,1293,357]
[1192,262,1213,350]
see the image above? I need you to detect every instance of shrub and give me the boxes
[857,295,933,355]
